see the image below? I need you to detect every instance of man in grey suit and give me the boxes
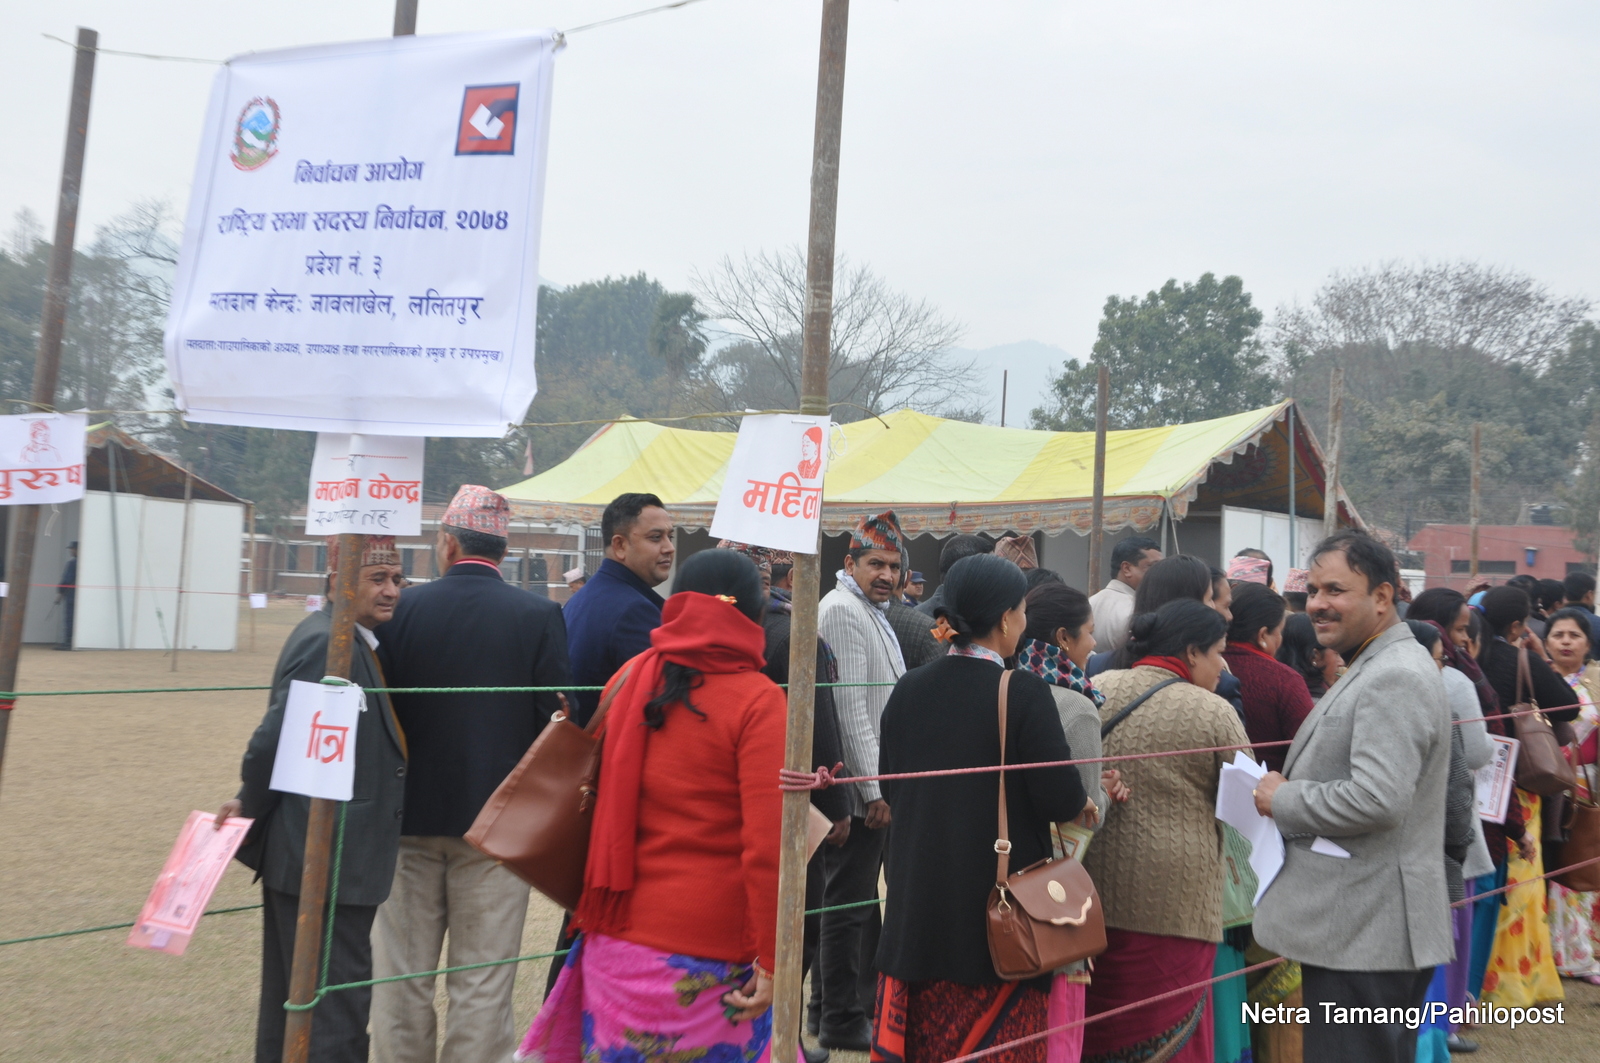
[216,536,409,1063]
[1253,531,1452,1063]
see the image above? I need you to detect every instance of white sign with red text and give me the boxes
[0,412,86,506]
[305,432,424,536]
[268,679,363,801]
[710,414,831,554]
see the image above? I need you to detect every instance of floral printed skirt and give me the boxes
[518,933,772,1063]
[1482,791,1564,1007]
[1549,882,1600,979]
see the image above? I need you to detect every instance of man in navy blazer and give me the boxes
[562,491,675,724]
[370,486,570,1063]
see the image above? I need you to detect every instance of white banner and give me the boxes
[306,433,424,535]
[710,414,831,554]
[165,31,559,437]
[268,680,364,801]
[0,413,86,506]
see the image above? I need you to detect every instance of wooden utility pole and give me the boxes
[0,27,96,793]
[1470,423,1481,581]
[1322,369,1344,539]
[1287,403,1298,567]
[1087,364,1109,593]
[774,4,849,1063]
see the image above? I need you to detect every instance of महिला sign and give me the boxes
[0,413,86,506]
[306,432,424,536]
[710,414,832,554]
[165,31,559,437]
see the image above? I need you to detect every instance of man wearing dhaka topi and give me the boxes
[371,485,571,1063]
[216,536,408,1063]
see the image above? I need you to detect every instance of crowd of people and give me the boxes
[215,487,1600,1063]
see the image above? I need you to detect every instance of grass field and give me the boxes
[0,598,1594,1060]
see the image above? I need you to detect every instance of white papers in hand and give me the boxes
[1215,751,1285,905]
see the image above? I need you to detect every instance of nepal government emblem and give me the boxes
[230,97,281,171]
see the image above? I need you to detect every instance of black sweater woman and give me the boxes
[874,554,1086,1063]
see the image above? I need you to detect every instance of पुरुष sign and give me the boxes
[268,680,365,802]
[710,414,831,554]
[306,433,424,536]
[165,30,559,437]
[0,413,86,506]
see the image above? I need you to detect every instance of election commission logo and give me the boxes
[456,84,519,156]
[230,97,281,171]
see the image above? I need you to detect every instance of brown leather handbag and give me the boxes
[465,668,630,911]
[1553,762,1600,892]
[1509,649,1578,798]
[986,669,1107,981]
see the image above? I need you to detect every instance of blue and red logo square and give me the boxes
[456,84,519,155]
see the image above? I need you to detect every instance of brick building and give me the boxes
[1406,523,1594,592]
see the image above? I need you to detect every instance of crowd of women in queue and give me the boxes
[518,530,1599,1063]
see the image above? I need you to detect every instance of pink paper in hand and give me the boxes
[127,810,252,956]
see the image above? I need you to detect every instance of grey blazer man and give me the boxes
[1254,621,1453,971]
[235,606,407,1063]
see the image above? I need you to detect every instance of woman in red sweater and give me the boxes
[520,549,785,1063]
[1219,583,1313,774]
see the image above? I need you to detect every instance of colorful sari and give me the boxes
[1083,929,1215,1063]
[519,934,773,1063]
[1481,791,1564,1007]
[871,975,1049,1063]
[1550,670,1600,980]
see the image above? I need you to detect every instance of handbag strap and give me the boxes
[1101,677,1184,738]
[1517,646,1535,709]
[583,664,634,736]
[995,669,1013,888]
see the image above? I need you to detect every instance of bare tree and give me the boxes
[690,248,971,421]
[1272,259,1591,370]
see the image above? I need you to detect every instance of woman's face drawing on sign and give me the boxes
[798,427,823,480]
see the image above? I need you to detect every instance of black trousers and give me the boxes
[257,886,378,1063]
[815,815,886,1029]
[58,591,74,647]
[1301,964,1433,1063]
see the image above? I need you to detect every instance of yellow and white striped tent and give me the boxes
[500,400,1358,537]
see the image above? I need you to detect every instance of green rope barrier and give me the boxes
[0,682,898,698]
[0,903,262,947]
[284,802,349,1013]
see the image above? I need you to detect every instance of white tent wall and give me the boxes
[21,501,81,645]
[1219,506,1324,585]
[73,491,242,651]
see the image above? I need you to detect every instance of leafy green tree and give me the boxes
[1031,273,1274,430]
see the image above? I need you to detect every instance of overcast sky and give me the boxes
[3,0,1598,379]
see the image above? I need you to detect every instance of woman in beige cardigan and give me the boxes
[1080,599,1250,1063]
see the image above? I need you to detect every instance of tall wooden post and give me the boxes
[1000,369,1009,427]
[0,27,96,793]
[1322,369,1344,539]
[247,503,258,652]
[1087,364,1109,593]
[1470,423,1481,582]
[774,4,849,1062]
[1287,404,1298,567]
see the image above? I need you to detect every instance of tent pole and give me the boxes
[1087,363,1108,593]
[171,468,193,671]
[0,27,97,795]
[775,5,849,1063]
[108,442,127,649]
[1287,405,1297,567]
[247,502,257,652]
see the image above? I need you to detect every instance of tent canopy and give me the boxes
[500,401,1359,537]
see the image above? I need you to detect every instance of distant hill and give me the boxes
[944,340,1071,426]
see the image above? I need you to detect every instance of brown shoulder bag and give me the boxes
[465,668,631,911]
[986,669,1107,980]
[1510,648,1578,798]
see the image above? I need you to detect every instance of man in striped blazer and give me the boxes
[812,510,909,1051]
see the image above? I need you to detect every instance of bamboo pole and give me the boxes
[774,4,849,1062]
[1287,404,1298,567]
[1088,364,1109,593]
[1470,423,1481,582]
[0,27,97,794]
[1322,369,1344,539]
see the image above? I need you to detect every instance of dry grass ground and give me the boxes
[0,599,1594,1060]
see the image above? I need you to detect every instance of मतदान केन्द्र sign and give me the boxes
[164,30,559,438]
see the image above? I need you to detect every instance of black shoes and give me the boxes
[806,1002,820,1038]
[801,1041,831,1063]
[818,1018,874,1053]
[1446,1033,1479,1054]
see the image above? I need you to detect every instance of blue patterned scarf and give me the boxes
[1018,637,1104,708]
